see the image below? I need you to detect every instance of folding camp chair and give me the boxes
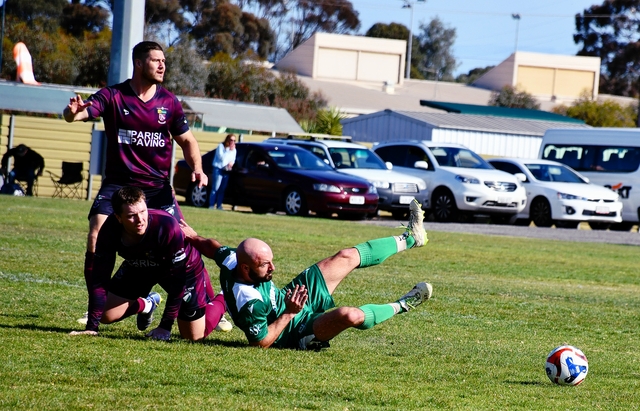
[48,161,84,199]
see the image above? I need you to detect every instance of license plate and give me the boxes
[498,197,509,204]
[399,195,414,204]
[349,196,365,205]
[595,206,609,214]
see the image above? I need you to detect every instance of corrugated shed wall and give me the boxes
[345,111,434,143]
[431,128,541,158]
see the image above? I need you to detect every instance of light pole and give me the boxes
[403,0,426,80]
[512,13,521,53]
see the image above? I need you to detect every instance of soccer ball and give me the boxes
[545,345,588,386]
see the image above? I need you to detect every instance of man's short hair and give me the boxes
[132,41,163,63]
[112,186,146,215]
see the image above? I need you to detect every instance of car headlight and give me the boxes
[313,184,342,193]
[417,180,427,190]
[368,184,378,194]
[455,175,480,184]
[371,180,390,189]
[557,192,588,201]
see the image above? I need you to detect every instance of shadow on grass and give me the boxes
[0,322,249,347]
[504,380,545,386]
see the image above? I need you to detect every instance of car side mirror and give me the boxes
[385,161,393,170]
[414,160,429,170]
[514,173,527,182]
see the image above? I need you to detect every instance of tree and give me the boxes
[205,54,326,122]
[185,1,275,59]
[233,0,360,61]
[365,22,423,79]
[455,66,494,84]
[415,17,458,81]
[488,85,540,109]
[574,1,640,97]
[164,37,209,96]
[301,106,345,135]
[552,96,637,127]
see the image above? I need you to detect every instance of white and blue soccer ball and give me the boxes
[545,345,588,386]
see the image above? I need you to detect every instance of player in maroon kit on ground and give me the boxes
[63,41,215,328]
[70,187,226,341]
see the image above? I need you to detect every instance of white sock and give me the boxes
[141,297,153,314]
[390,302,402,315]
[394,235,408,252]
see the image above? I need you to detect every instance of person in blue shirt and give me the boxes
[209,134,237,210]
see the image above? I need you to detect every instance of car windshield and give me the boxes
[267,148,333,171]
[429,146,493,169]
[525,164,586,183]
[327,147,387,169]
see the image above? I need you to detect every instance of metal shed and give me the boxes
[341,109,591,158]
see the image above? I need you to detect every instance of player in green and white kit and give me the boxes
[180,200,432,350]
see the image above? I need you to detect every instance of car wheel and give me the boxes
[251,206,272,214]
[555,220,580,229]
[432,189,458,222]
[610,222,634,231]
[588,222,610,230]
[530,197,553,227]
[284,189,308,216]
[188,183,209,208]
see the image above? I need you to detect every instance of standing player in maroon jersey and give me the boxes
[70,187,226,340]
[63,41,210,325]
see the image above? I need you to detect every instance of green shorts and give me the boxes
[275,264,335,349]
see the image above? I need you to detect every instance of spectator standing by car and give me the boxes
[209,134,236,210]
[1,144,44,196]
[62,40,208,324]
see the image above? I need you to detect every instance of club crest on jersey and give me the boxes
[157,107,168,124]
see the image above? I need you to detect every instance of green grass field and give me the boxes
[0,196,638,410]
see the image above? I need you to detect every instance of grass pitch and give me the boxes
[0,196,638,410]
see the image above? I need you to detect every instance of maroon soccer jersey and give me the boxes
[86,80,190,188]
[85,209,204,331]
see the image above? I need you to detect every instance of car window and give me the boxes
[490,161,525,175]
[266,148,333,171]
[407,146,433,170]
[526,164,586,183]
[430,146,493,169]
[374,145,407,165]
[328,148,387,169]
[246,149,271,170]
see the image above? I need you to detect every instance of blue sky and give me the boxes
[348,0,599,76]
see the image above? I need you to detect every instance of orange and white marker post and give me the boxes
[13,42,40,85]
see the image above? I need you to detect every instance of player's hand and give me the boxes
[146,327,171,341]
[192,171,208,188]
[67,95,92,114]
[179,219,198,239]
[69,330,98,336]
[284,285,308,314]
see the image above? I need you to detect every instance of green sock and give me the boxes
[354,235,413,268]
[357,304,398,330]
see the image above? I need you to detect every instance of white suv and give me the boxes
[265,137,429,218]
[373,141,527,222]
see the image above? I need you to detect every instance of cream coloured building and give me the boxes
[275,32,407,87]
[472,52,601,104]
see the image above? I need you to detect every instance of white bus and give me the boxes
[539,128,640,230]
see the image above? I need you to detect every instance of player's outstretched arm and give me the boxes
[63,95,92,123]
[179,219,222,259]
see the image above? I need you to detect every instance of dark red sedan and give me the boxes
[173,142,379,218]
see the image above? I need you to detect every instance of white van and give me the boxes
[539,128,640,230]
